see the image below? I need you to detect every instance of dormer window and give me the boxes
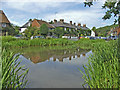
[2,23,6,27]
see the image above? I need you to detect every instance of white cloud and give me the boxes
[2,0,114,28]
[43,3,107,29]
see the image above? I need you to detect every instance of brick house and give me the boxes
[108,27,120,37]
[20,19,55,33]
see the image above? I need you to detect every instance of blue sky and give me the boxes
[1,0,117,29]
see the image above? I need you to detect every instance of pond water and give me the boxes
[14,46,92,88]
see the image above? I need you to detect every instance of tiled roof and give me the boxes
[21,21,32,28]
[36,19,55,28]
[21,19,55,28]
[51,21,89,30]
[0,10,10,23]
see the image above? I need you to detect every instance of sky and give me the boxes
[1,0,117,29]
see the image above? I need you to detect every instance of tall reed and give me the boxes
[79,40,119,88]
[2,49,29,89]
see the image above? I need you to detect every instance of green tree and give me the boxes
[54,27,64,38]
[40,24,49,38]
[24,29,32,39]
[13,25,20,35]
[84,0,120,27]
[92,27,96,32]
[24,26,38,39]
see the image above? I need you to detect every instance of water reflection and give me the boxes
[15,46,92,88]
[17,47,91,64]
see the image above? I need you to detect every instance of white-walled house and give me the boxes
[91,30,95,37]
[20,21,32,33]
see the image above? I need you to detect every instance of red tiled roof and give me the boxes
[35,19,55,28]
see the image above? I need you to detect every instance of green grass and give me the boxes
[2,38,74,49]
[1,49,29,89]
[79,40,120,88]
[2,36,106,50]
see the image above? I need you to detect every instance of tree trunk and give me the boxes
[119,15,120,27]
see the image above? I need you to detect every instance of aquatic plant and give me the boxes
[79,40,119,88]
[1,49,29,89]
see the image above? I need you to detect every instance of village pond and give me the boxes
[13,46,92,88]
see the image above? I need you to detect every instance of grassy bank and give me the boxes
[79,40,120,88]
[2,36,105,50]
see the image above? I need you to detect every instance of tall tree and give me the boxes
[54,27,64,38]
[84,0,120,27]
[40,24,49,38]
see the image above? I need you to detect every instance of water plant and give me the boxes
[2,49,29,89]
[79,40,119,88]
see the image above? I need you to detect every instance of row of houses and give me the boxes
[0,10,120,37]
[20,19,89,33]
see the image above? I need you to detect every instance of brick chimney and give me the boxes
[70,21,72,25]
[74,23,76,26]
[54,19,57,23]
[60,19,64,23]
[83,24,86,28]
[78,23,81,26]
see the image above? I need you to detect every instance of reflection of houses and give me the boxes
[0,10,13,36]
[23,48,90,64]
[20,19,55,33]
[108,27,120,36]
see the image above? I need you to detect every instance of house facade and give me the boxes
[20,18,90,37]
[50,19,90,36]
[50,19,89,31]
[0,10,12,36]
[20,19,55,33]
[108,27,120,37]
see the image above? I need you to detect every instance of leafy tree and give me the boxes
[24,26,38,39]
[24,29,32,39]
[54,27,64,38]
[13,25,20,35]
[84,0,120,27]
[40,24,49,38]
[2,26,15,36]
[91,27,96,32]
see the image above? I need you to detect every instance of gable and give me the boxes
[32,19,40,27]
[0,10,10,23]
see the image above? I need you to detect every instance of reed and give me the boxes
[1,49,29,89]
[79,40,119,88]
[2,36,106,50]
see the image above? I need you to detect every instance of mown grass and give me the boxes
[1,49,29,89]
[79,40,120,88]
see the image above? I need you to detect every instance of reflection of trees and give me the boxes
[22,48,91,64]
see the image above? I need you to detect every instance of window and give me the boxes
[2,23,6,27]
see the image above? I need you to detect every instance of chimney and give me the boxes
[70,21,72,25]
[78,23,81,26]
[74,23,76,26]
[60,19,64,23]
[83,24,86,27]
[54,19,57,23]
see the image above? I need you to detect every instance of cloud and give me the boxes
[43,2,107,29]
[2,0,114,28]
